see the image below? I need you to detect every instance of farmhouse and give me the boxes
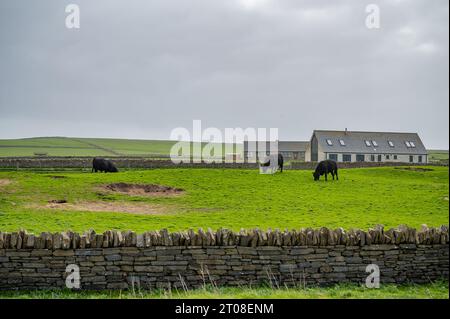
[309,129,428,163]
[244,140,310,162]
[243,130,428,163]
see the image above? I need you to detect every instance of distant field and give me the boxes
[0,137,175,157]
[428,150,449,162]
[0,137,242,157]
[0,137,445,161]
[0,166,447,233]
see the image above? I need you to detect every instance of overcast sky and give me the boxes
[0,0,448,148]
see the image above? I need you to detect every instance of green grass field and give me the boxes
[0,137,242,157]
[0,281,447,299]
[428,150,449,162]
[0,137,175,157]
[0,166,448,299]
[0,166,448,233]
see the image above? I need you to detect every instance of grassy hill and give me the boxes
[0,137,242,157]
[0,137,446,159]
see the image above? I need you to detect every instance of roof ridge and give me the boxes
[314,130,419,135]
[243,140,310,143]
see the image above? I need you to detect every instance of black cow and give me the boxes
[92,158,118,173]
[313,160,338,181]
[260,153,284,173]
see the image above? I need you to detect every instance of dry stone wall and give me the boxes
[0,157,258,169]
[0,157,445,170]
[289,161,448,169]
[0,225,448,290]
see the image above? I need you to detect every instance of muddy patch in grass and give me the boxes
[0,179,12,187]
[395,167,434,172]
[47,175,67,179]
[48,199,67,204]
[42,201,167,215]
[102,183,184,197]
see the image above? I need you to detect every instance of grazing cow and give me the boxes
[313,160,338,181]
[92,158,118,173]
[260,153,284,173]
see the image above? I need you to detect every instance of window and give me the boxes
[365,140,372,147]
[370,155,375,161]
[386,155,390,160]
[356,154,365,162]
[394,155,398,160]
[409,155,414,163]
[343,154,352,162]
[409,141,416,148]
[377,155,382,162]
[339,139,346,146]
[405,141,411,148]
[326,139,333,146]
[388,141,394,147]
[418,155,422,163]
[372,141,378,147]
[328,154,338,161]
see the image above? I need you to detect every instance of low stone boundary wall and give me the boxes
[0,226,448,290]
[289,161,447,169]
[0,157,258,169]
[0,157,446,170]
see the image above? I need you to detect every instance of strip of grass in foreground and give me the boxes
[0,281,448,299]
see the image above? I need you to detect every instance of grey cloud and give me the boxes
[0,0,448,148]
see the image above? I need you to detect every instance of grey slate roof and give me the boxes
[313,130,427,155]
[244,141,310,152]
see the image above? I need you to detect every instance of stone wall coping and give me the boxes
[1,225,448,250]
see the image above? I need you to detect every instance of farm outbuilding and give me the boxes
[243,141,310,162]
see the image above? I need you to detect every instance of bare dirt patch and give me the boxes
[47,175,67,179]
[44,201,166,215]
[0,179,12,187]
[102,183,184,197]
[395,167,434,172]
[48,199,68,204]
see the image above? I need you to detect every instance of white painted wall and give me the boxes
[305,145,311,162]
[320,152,427,163]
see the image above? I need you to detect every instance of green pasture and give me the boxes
[0,137,242,157]
[0,166,448,233]
[428,150,449,163]
[0,137,175,157]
